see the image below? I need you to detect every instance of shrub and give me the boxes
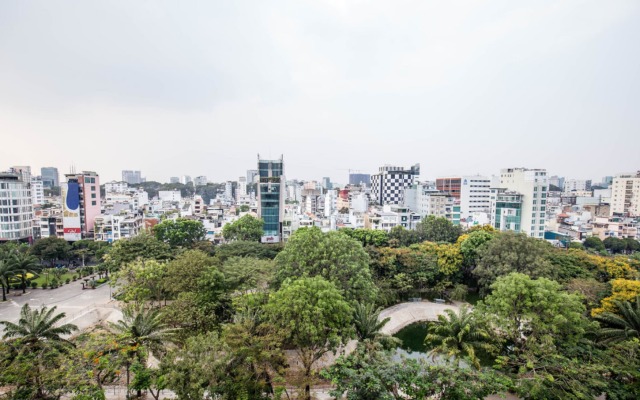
[50,279,59,289]
[30,281,38,289]
[73,275,78,281]
[42,282,48,289]
[65,278,71,284]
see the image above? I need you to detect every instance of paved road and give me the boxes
[0,283,119,335]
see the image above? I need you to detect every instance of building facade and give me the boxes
[610,172,640,217]
[30,176,45,206]
[436,177,461,199]
[122,170,142,184]
[62,171,101,240]
[492,168,548,237]
[370,164,420,205]
[0,172,33,242]
[457,176,491,218]
[257,155,285,241]
[490,189,523,232]
[349,173,371,186]
[41,167,59,188]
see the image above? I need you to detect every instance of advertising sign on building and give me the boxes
[61,182,82,241]
[261,235,280,243]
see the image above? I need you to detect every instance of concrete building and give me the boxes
[105,181,129,194]
[490,189,524,232]
[122,170,142,184]
[610,172,640,217]
[224,181,234,201]
[563,179,592,193]
[30,176,45,206]
[443,175,492,219]
[41,167,59,188]
[94,213,143,242]
[436,177,461,199]
[10,166,31,184]
[159,190,182,202]
[0,172,33,242]
[404,183,449,218]
[371,164,420,205]
[180,175,192,185]
[591,216,638,240]
[349,173,371,186]
[194,176,208,186]
[491,168,548,238]
[257,155,285,241]
[169,176,180,184]
[322,177,332,190]
[548,175,565,190]
[237,176,247,199]
[301,187,322,215]
[247,169,259,184]
[62,171,101,240]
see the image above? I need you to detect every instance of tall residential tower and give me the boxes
[257,155,285,242]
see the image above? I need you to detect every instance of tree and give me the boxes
[593,279,640,315]
[624,237,640,253]
[110,304,179,397]
[424,305,495,369]
[584,236,606,252]
[0,259,17,301]
[0,304,78,398]
[153,218,207,248]
[222,214,264,242]
[265,277,353,399]
[595,295,640,344]
[458,230,495,268]
[30,236,70,267]
[604,237,627,254]
[473,231,553,291]
[273,227,377,303]
[415,215,462,243]
[220,256,275,293]
[10,252,41,293]
[353,302,390,341]
[162,249,217,296]
[111,259,168,305]
[213,240,283,263]
[341,228,389,247]
[388,225,421,247]
[102,233,172,271]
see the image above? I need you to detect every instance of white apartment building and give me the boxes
[30,176,44,206]
[0,172,33,241]
[610,172,640,217]
[459,175,491,219]
[105,181,129,194]
[237,176,247,199]
[404,183,448,218]
[493,168,549,238]
[159,190,182,202]
[194,176,208,186]
[563,179,591,193]
[180,175,192,185]
[94,213,143,242]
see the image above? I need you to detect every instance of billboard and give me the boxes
[261,235,280,243]
[61,182,82,241]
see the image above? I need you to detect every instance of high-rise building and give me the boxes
[322,177,332,190]
[224,181,234,201]
[459,176,492,219]
[489,189,524,232]
[0,172,33,242]
[349,173,371,186]
[62,171,101,240]
[30,176,45,206]
[610,172,640,217]
[41,167,60,188]
[370,164,420,205]
[180,175,192,185]
[247,169,259,184]
[237,176,247,198]
[548,176,565,190]
[436,177,461,199]
[169,177,180,184]
[122,170,142,184]
[404,183,449,218]
[194,176,208,186]
[257,155,285,241]
[10,166,31,184]
[490,168,548,238]
[563,179,592,193]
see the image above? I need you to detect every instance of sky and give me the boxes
[1,0,639,184]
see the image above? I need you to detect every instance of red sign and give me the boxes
[63,228,81,234]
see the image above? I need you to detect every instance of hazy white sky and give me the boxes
[1,0,638,183]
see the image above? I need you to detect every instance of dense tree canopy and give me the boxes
[274,227,377,303]
[415,215,462,243]
[153,218,207,248]
[222,214,264,242]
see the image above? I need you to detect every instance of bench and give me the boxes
[434,298,446,304]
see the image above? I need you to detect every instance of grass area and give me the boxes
[32,273,79,287]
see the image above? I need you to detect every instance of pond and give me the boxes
[392,321,494,366]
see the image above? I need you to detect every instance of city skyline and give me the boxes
[1,1,639,182]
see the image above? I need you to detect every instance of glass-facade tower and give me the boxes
[257,155,284,240]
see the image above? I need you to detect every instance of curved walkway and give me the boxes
[379,301,460,335]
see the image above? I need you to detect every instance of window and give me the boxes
[91,201,96,206]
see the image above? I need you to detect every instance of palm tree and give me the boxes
[595,296,640,345]
[424,305,495,369]
[0,303,78,351]
[0,304,78,397]
[0,259,17,301]
[353,302,390,340]
[110,304,179,396]
[10,252,41,293]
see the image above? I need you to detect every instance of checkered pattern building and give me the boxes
[371,164,420,205]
